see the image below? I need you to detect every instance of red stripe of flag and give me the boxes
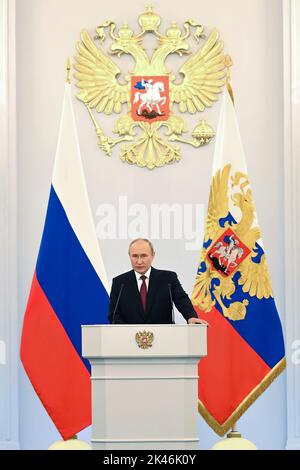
[20,273,91,439]
[197,307,271,425]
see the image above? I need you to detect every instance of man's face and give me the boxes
[129,240,155,275]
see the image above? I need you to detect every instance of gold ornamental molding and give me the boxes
[74,6,229,170]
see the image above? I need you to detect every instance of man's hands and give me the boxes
[188,317,209,326]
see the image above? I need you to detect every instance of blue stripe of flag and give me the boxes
[212,272,285,369]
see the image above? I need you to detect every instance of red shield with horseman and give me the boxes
[207,228,251,277]
[131,76,169,122]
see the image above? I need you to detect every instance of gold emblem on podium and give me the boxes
[135,331,154,349]
[74,6,227,169]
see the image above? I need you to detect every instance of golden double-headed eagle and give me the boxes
[192,164,274,322]
[75,6,227,169]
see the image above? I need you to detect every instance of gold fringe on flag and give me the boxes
[198,357,286,436]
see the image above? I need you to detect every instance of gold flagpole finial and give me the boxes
[224,54,234,105]
[66,57,71,84]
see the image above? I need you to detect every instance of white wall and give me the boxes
[16,0,286,449]
[283,0,300,450]
[0,0,18,450]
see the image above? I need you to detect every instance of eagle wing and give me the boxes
[170,28,225,113]
[75,30,129,114]
[238,248,273,299]
[204,163,231,243]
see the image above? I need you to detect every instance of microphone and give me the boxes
[168,283,175,324]
[112,283,124,324]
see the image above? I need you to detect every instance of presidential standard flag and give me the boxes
[20,83,110,440]
[192,88,286,436]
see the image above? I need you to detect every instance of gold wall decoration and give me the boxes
[74,6,227,169]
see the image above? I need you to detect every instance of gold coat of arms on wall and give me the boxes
[74,6,227,169]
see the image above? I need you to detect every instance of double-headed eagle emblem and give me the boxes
[74,6,227,169]
[135,331,154,349]
[192,164,274,321]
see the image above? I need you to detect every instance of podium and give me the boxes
[82,324,207,450]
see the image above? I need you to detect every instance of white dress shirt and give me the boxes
[134,267,152,292]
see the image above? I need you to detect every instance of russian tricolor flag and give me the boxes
[20,83,109,440]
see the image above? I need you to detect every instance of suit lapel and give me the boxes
[146,268,160,315]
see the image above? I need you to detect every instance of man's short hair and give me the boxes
[128,238,155,255]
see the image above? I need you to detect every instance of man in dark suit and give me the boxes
[108,238,205,325]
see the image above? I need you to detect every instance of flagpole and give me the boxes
[224,54,234,105]
[66,57,71,84]
[211,422,257,450]
[227,423,241,438]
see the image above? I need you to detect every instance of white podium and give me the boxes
[82,324,207,450]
